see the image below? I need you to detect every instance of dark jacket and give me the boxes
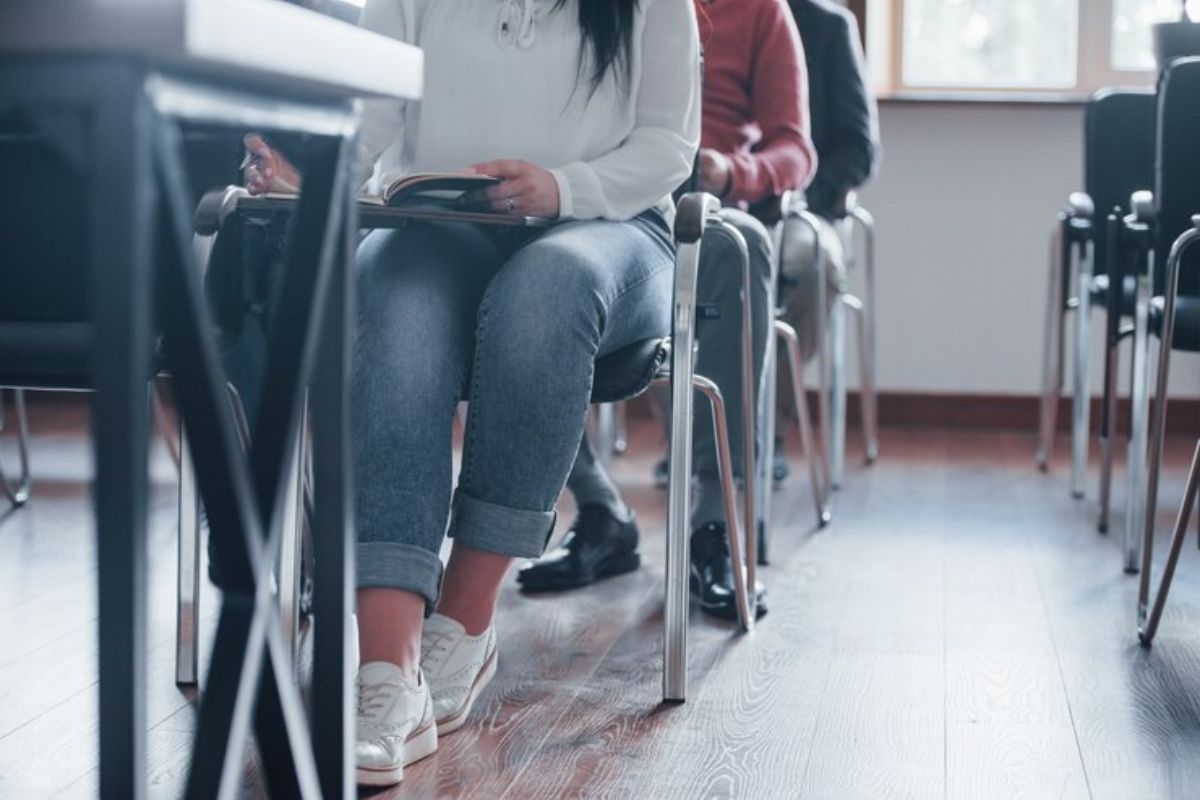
[788,0,881,217]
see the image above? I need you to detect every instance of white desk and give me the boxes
[0,3,420,797]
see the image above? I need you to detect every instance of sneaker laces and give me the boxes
[421,629,455,670]
[357,678,400,719]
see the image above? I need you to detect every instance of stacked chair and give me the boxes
[1036,88,1156,505]
[1105,56,1200,578]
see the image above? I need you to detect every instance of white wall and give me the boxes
[853,100,1200,399]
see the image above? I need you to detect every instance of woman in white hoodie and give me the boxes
[244,0,699,786]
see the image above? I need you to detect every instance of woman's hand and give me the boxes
[467,159,561,218]
[697,148,732,197]
[242,134,301,195]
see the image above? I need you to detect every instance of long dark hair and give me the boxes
[559,0,639,91]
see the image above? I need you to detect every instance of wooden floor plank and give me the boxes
[6,402,1200,799]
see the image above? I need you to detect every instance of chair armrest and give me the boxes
[674,191,721,245]
[834,191,856,219]
[1067,192,1094,220]
[1130,190,1156,225]
[194,185,249,236]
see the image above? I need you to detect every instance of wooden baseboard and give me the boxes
[625,391,1200,435]
[868,393,1199,435]
[19,387,1200,435]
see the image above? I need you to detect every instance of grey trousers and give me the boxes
[645,207,774,529]
[688,209,774,492]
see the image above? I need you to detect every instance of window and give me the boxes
[902,0,1078,89]
[1112,0,1200,71]
[870,0,1200,97]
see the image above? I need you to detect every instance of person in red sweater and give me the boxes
[519,0,816,621]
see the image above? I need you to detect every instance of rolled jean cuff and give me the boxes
[448,489,557,559]
[357,541,444,614]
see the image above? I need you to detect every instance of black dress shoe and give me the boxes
[517,504,640,593]
[690,522,768,621]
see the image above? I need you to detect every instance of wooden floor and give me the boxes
[2,401,1200,799]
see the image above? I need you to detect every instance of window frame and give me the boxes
[868,0,1159,100]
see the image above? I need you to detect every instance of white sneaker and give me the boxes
[354,662,438,787]
[421,613,498,735]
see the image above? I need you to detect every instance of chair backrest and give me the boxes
[0,118,89,325]
[1154,56,1200,299]
[0,119,242,388]
[1084,88,1156,275]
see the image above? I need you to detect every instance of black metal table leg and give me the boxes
[148,102,351,798]
[310,171,358,800]
[2,58,364,798]
[90,63,156,800]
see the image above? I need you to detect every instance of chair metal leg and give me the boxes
[849,206,879,464]
[1037,222,1067,471]
[151,379,182,475]
[787,208,833,504]
[1123,270,1152,574]
[1135,224,1200,641]
[0,388,32,507]
[708,218,758,612]
[661,204,713,703]
[220,381,304,656]
[172,381,255,685]
[776,320,831,527]
[225,383,252,448]
[1098,214,1125,534]
[757,215,787,567]
[612,401,628,456]
[692,374,753,632]
[660,355,694,701]
[1070,240,1094,499]
[758,327,777,565]
[278,410,305,657]
[844,295,875,466]
[1098,329,1121,533]
[175,418,201,686]
[829,294,848,489]
[591,403,617,468]
[1138,439,1200,646]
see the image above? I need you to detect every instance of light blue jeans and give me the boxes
[354,211,673,610]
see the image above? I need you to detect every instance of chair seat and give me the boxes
[0,322,93,389]
[1089,274,1137,315]
[591,337,670,404]
[1150,296,1200,352]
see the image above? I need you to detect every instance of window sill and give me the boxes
[879,90,1091,107]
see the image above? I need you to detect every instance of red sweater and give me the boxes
[695,0,817,205]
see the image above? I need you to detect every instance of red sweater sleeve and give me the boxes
[724,0,817,205]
